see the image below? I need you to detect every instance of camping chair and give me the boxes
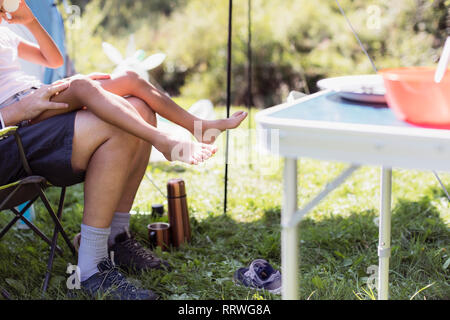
[0,126,76,294]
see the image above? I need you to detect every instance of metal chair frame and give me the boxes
[0,126,76,294]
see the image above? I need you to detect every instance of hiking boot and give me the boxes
[80,258,159,300]
[109,230,171,273]
[233,259,282,295]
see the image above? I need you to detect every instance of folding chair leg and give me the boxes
[42,188,68,293]
[35,186,76,257]
[12,206,64,256]
[1,199,64,258]
[42,232,60,293]
[0,193,35,240]
[1,184,76,294]
[0,217,19,240]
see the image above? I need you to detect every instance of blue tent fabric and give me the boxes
[27,0,67,84]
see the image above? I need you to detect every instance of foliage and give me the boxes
[64,0,449,108]
[70,0,184,20]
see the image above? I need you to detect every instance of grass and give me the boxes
[0,103,449,300]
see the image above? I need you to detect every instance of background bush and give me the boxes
[66,0,449,108]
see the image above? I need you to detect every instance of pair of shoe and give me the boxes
[72,230,170,300]
[233,259,282,295]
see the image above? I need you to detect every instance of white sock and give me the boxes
[108,212,131,247]
[78,224,111,282]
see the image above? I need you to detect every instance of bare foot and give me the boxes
[195,111,248,144]
[155,135,218,165]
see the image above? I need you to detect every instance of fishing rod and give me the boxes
[335,0,450,202]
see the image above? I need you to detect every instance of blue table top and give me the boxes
[271,91,414,128]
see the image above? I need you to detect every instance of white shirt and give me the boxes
[0,26,41,105]
[1,21,45,82]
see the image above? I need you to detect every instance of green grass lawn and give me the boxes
[0,104,449,300]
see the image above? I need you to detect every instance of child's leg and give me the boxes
[35,77,217,165]
[97,71,200,133]
[97,71,248,144]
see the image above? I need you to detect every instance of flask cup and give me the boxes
[167,178,191,247]
[148,222,170,251]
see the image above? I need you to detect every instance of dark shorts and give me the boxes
[0,112,85,187]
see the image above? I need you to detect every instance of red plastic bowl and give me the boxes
[380,67,450,128]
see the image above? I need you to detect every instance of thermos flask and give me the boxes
[167,178,191,247]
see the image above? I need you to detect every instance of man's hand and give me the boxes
[19,83,70,120]
[0,0,35,25]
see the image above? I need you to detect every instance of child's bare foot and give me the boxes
[195,111,248,144]
[155,135,218,165]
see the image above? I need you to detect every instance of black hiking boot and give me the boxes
[109,230,171,273]
[80,258,159,300]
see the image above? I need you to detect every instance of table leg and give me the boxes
[282,158,299,300]
[378,167,392,300]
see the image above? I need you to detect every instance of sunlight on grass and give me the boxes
[128,104,450,300]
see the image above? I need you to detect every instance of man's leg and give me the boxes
[104,98,171,271]
[72,109,140,229]
[114,97,154,214]
[70,99,159,299]
[72,109,139,283]
[72,97,168,276]
[107,98,153,245]
[72,97,157,229]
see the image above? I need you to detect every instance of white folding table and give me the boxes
[255,90,450,300]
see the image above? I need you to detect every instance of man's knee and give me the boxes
[112,121,149,167]
[111,123,141,153]
[72,110,140,171]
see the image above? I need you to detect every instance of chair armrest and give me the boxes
[0,126,32,175]
[0,126,18,141]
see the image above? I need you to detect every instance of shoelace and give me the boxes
[122,238,159,262]
[98,260,138,295]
